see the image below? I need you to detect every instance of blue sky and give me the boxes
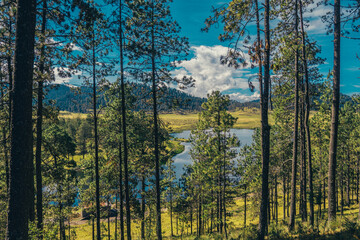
[169,0,360,101]
[57,0,360,102]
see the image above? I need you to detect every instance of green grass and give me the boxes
[160,108,275,132]
[67,197,360,239]
[59,108,273,132]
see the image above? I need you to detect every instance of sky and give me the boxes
[169,0,360,102]
[58,0,360,102]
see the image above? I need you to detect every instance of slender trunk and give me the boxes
[119,2,131,239]
[328,0,341,223]
[244,185,247,227]
[151,3,162,239]
[283,175,286,220]
[289,0,300,231]
[340,171,344,215]
[275,176,278,223]
[191,206,193,234]
[299,0,314,225]
[223,138,228,238]
[6,0,36,238]
[300,93,307,222]
[347,152,350,207]
[170,183,173,237]
[92,218,95,240]
[118,140,125,240]
[35,0,47,235]
[92,29,101,240]
[108,201,111,240]
[257,0,271,238]
[358,157,360,219]
[198,191,202,237]
[115,196,118,240]
[141,176,146,240]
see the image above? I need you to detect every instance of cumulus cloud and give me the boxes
[53,67,82,85]
[229,91,260,102]
[173,45,258,102]
[304,0,332,34]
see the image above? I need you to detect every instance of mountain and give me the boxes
[45,83,260,113]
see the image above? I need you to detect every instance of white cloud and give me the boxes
[173,45,256,102]
[229,92,260,102]
[304,0,332,34]
[53,67,81,85]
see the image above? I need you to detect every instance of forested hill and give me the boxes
[45,83,260,113]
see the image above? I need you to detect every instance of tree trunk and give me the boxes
[151,4,162,239]
[283,175,286,220]
[289,0,300,231]
[35,0,47,236]
[115,196,118,240]
[257,0,271,238]
[299,0,315,226]
[328,0,341,223]
[244,185,247,227]
[118,140,125,240]
[6,0,36,238]
[141,176,146,240]
[119,2,131,239]
[198,191,202,237]
[92,29,101,240]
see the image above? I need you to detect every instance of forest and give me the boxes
[0,0,359,239]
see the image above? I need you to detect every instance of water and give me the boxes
[171,129,255,179]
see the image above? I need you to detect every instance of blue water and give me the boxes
[171,129,254,179]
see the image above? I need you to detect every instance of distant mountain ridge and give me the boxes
[45,83,260,113]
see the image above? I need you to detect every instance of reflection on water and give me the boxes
[171,129,255,179]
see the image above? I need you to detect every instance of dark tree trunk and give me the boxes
[299,93,307,222]
[119,2,131,239]
[198,191,202,237]
[141,176,146,240]
[257,0,271,238]
[328,0,341,223]
[289,0,300,231]
[244,185,247,227]
[300,0,315,226]
[92,30,101,240]
[283,175,286,220]
[347,152,351,207]
[340,171,344,215]
[108,201,111,240]
[275,176,278,223]
[170,182,173,237]
[151,4,162,239]
[115,196,118,240]
[118,140,124,240]
[35,0,47,236]
[6,0,36,238]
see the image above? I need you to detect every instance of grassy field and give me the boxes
[59,108,274,133]
[160,108,274,132]
[68,196,360,239]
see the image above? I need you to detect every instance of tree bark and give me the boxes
[35,0,47,236]
[299,0,314,226]
[289,0,300,231]
[151,3,162,239]
[257,0,271,238]
[118,140,125,240]
[92,28,101,240]
[6,0,36,238]
[119,2,131,239]
[328,0,341,223]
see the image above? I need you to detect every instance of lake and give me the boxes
[171,129,255,179]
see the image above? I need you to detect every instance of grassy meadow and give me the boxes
[67,195,360,239]
[59,108,273,132]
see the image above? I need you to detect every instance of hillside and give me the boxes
[45,83,260,113]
